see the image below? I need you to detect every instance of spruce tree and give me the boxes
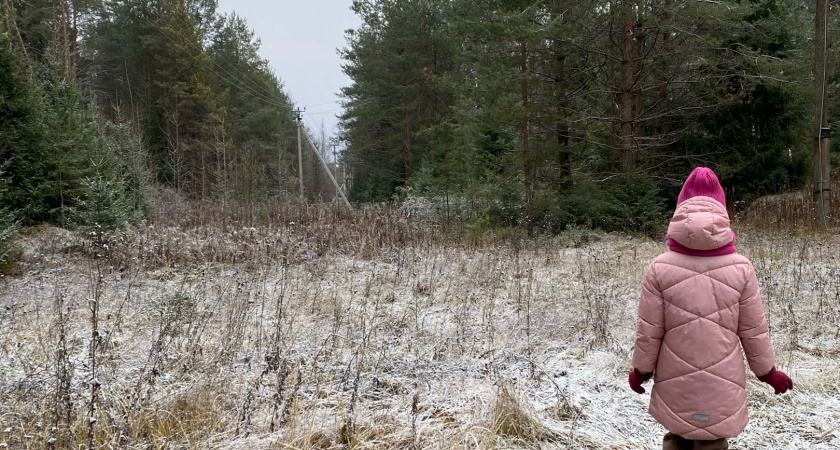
[0,34,49,222]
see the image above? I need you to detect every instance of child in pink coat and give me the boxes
[629,167,792,450]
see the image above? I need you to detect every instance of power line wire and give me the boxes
[168,9,345,137]
[307,110,342,116]
[304,113,336,140]
[168,10,286,102]
[135,12,288,110]
[303,100,339,108]
[130,7,341,157]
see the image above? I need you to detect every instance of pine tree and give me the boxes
[340,0,455,202]
[211,13,298,199]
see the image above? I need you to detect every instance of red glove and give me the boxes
[758,367,793,394]
[628,368,653,394]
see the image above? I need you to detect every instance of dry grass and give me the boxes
[489,382,547,446]
[1,194,839,449]
[736,174,840,232]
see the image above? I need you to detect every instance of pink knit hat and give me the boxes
[677,167,726,206]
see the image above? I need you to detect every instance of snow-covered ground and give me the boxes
[1,224,838,449]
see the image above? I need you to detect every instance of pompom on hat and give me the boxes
[677,167,726,207]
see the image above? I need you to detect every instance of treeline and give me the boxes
[340,0,835,234]
[1,0,835,247]
[0,0,332,238]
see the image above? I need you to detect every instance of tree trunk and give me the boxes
[655,0,671,138]
[634,25,644,142]
[814,0,831,225]
[71,0,78,70]
[201,142,207,200]
[403,98,412,181]
[398,45,412,182]
[59,0,70,76]
[424,42,434,128]
[521,40,533,237]
[609,18,618,160]
[553,37,571,182]
[620,0,635,172]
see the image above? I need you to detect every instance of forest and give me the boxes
[0,0,837,245]
[1,0,334,245]
[2,2,840,449]
[339,0,837,234]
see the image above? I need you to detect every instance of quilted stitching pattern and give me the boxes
[632,197,776,439]
[668,197,734,251]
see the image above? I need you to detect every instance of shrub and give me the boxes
[531,173,668,237]
[0,209,18,269]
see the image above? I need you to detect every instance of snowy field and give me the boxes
[1,219,839,449]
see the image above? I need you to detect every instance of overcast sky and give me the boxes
[215,1,360,139]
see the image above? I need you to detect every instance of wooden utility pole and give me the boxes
[294,107,305,200]
[302,131,352,209]
[330,140,340,199]
[814,0,831,226]
[277,135,282,195]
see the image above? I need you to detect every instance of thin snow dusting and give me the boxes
[0,226,838,449]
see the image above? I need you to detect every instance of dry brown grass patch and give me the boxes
[123,382,231,447]
[489,382,544,444]
[736,174,840,233]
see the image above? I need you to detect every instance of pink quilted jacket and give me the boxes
[632,196,776,440]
